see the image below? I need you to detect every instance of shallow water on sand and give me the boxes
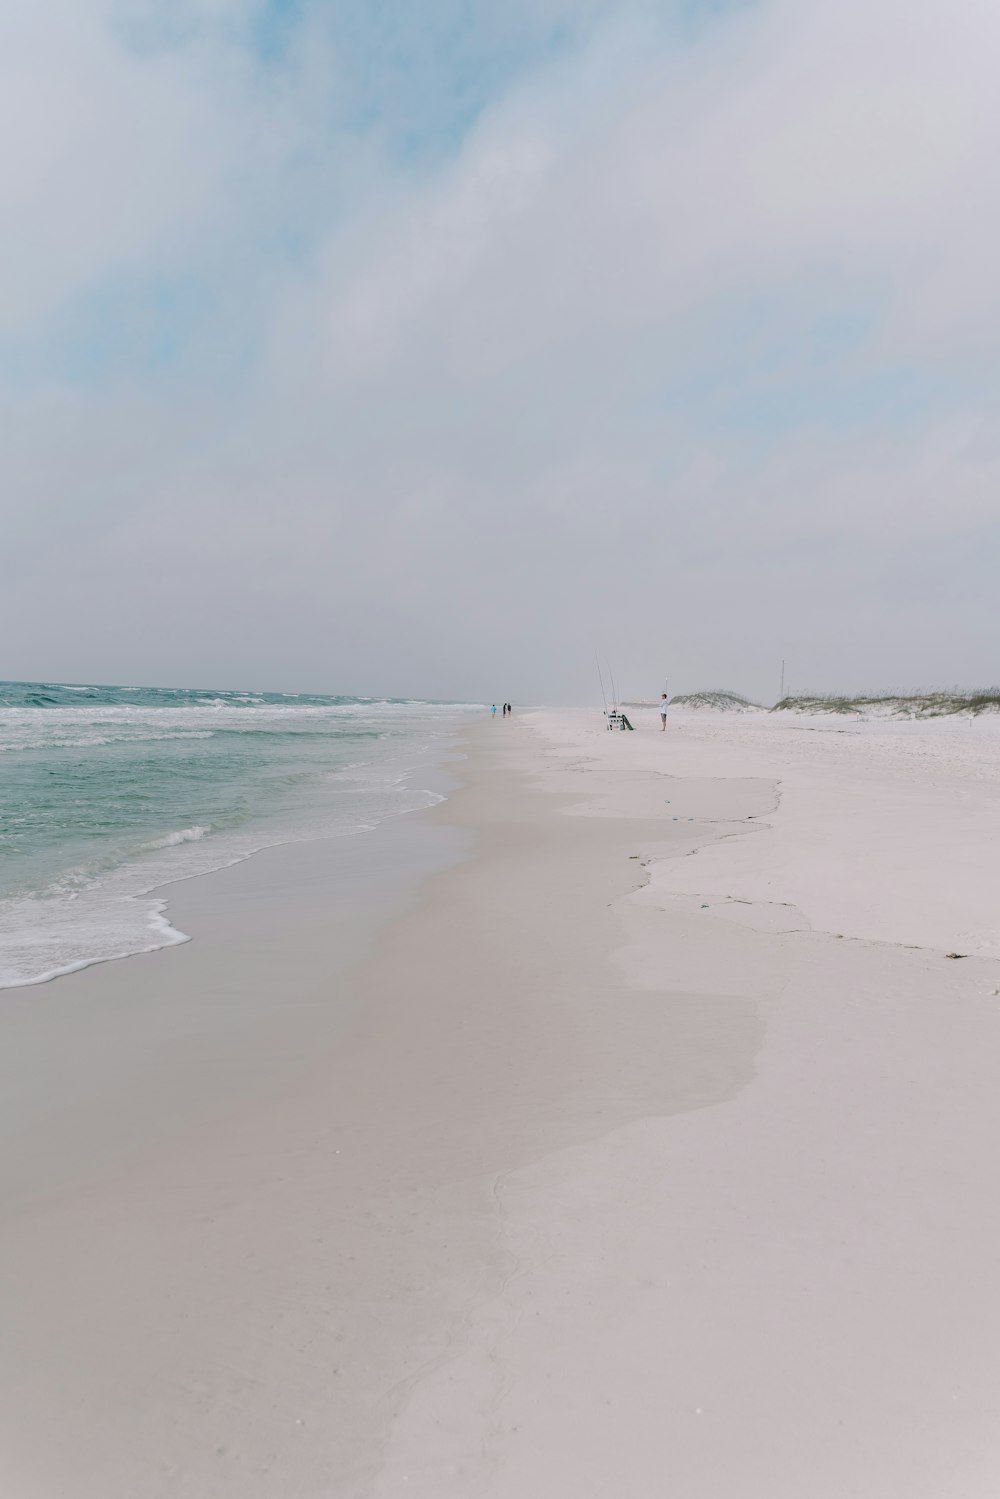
[0,680,475,988]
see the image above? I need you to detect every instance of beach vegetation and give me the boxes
[669,690,763,711]
[770,690,1000,717]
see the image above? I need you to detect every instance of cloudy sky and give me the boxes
[3,0,998,703]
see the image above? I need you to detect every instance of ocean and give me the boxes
[0,681,474,990]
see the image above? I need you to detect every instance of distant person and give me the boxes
[505,702,512,717]
[659,693,669,731]
[491,704,497,718]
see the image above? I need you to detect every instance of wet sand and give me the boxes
[3,710,1000,1497]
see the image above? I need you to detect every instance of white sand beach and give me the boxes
[3,707,1000,1497]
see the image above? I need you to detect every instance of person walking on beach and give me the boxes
[659,693,669,731]
[491,704,497,718]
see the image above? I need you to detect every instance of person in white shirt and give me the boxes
[659,693,669,730]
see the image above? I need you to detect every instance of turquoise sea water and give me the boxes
[0,681,473,989]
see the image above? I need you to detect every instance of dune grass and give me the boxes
[666,688,1000,716]
[771,690,1000,717]
[670,690,762,711]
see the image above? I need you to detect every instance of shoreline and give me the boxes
[0,695,471,993]
[3,711,1000,1496]
[0,787,470,1219]
[1,752,461,995]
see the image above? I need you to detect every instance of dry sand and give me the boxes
[3,708,1000,1497]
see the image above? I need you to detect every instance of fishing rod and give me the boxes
[595,654,609,718]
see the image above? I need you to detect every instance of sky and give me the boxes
[2,0,999,704]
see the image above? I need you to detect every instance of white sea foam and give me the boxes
[0,895,192,989]
[0,729,215,751]
[139,826,210,852]
[0,697,464,755]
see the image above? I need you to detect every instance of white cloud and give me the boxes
[2,0,1000,701]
